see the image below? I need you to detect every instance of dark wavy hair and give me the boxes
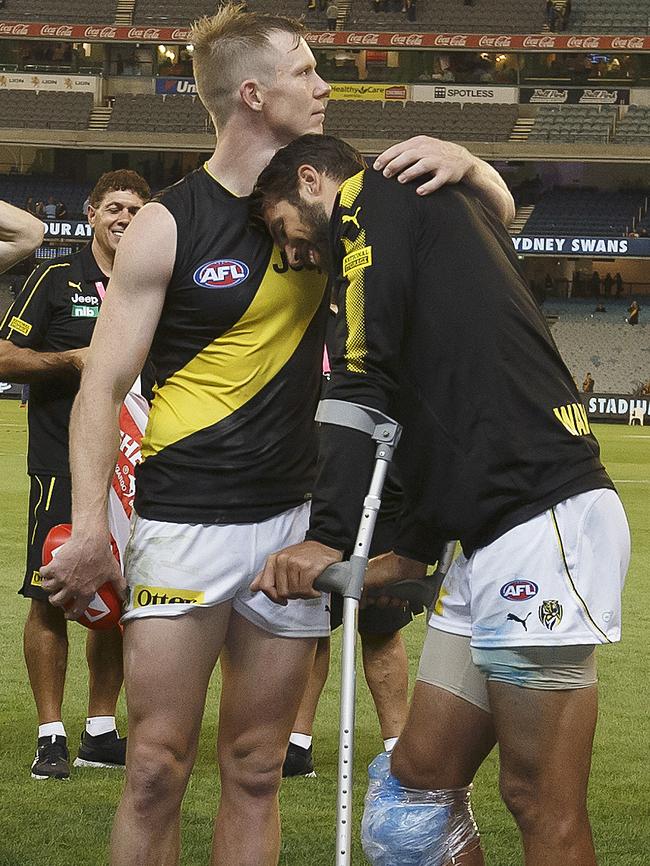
[250,134,366,225]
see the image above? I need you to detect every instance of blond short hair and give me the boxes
[190,4,305,130]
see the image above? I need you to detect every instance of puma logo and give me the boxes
[507,612,532,631]
[342,206,362,230]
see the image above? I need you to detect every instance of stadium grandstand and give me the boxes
[544,298,650,391]
[0,2,649,866]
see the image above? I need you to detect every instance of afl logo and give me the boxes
[500,580,538,602]
[193,259,249,289]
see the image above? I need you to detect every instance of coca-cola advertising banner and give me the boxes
[520,87,630,105]
[0,71,99,96]
[412,84,518,103]
[2,23,650,51]
[0,22,192,42]
[305,31,650,52]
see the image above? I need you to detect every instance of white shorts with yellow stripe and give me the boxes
[121,502,330,638]
[429,488,630,648]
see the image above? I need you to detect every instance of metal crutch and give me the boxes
[313,399,403,866]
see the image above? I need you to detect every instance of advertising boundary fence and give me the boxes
[2,23,650,52]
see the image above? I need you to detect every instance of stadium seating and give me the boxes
[567,0,650,34]
[0,0,118,23]
[105,95,517,141]
[107,93,212,134]
[521,188,647,237]
[348,0,544,33]
[132,0,329,28]
[0,91,93,130]
[612,105,650,145]
[527,105,617,145]
[0,175,87,216]
[324,100,518,141]
[544,300,650,392]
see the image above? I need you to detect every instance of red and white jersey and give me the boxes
[108,377,149,565]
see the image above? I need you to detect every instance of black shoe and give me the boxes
[282,742,316,778]
[73,729,126,769]
[31,735,70,780]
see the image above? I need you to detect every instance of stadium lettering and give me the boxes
[176,79,197,94]
[588,396,648,416]
[40,25,74,37]
[127,27,161,39]
[522,35,556,48]
[84,26,117,38]
[0,23,30,35]
[390,33,424,46]
[478,35,512,48]
[446,88,494,98]
[611,37,644,49]
[433,34,468,47]
[567,36,600,49]
[346,32,380,45]
[570,238,628,253]
[308,32,336,44]
[512,237,566,252]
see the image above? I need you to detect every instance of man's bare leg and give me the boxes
[110,604,232,866]
[290,635,330,736]
[488,682,598,866]
[24,599,68,724]
[360,630,409,741]
[390,682,496,866]
[213,612,317,866]
[86,626,124,717]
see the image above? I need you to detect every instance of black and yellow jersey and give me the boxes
[0,244,107,476]
[134,165,329,524]
[309,169,612,560]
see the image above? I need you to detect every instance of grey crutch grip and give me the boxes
[366,540,457,612]
[314,556,366,600]
[315,399,402,449]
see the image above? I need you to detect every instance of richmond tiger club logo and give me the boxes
[193,259,249,289]
[539,599,563,631]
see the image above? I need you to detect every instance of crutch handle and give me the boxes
[365,541,457,614]
[366,573,440,613]
[314,562,351,595]
[315,555,367,600]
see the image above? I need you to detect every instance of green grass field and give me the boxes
[0,401,648,866]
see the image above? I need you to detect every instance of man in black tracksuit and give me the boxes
[251,135,629,866]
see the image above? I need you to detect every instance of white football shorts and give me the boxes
[429,488,630,648]
[121,502,330,638]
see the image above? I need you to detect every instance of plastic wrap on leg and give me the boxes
[361,752,479,866]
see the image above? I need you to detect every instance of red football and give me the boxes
[42,523,122,631]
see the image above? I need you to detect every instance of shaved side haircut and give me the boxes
[190,3,305,130]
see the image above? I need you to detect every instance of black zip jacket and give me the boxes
[307,170,612,561]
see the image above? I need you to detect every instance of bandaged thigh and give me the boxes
[361,752,479,866]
